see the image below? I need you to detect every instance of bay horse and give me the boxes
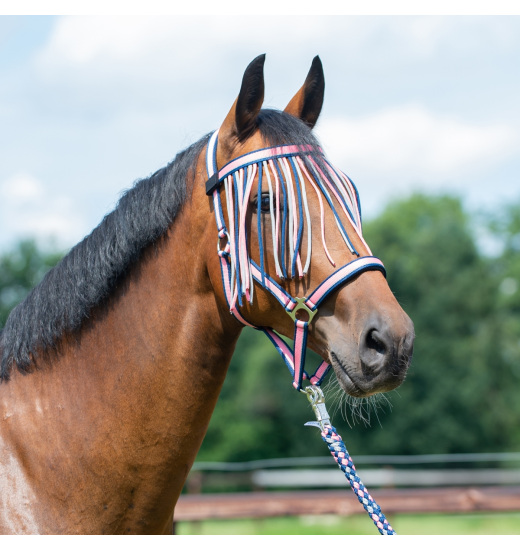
[0,55,414,534]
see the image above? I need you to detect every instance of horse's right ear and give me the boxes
[218,54,265,157]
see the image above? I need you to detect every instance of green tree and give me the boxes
[490,202,520,444]
[356,194,515,454]
[0,240,62,328]
[2,196,518,466]
[200,193,520,464]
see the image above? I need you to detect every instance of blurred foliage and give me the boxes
[490,203,520,386]
[200,193,520,460]
[1,194,520,463]
[360,195,518,454]
[0,240,62,327]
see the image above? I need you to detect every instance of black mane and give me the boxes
[0,135,209,379]
[0,110,322,380]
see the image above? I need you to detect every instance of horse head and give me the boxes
[0,54,416,535]
[203,54,414,398]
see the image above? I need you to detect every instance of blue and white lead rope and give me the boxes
[319,426,396,535]
[304,385,396,535]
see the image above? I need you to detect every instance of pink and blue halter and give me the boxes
[205,129,386,391]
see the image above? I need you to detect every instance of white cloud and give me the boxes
[1,15,517,249]
[33,16,461,91]
[316,104,518,194]
[35,15,471,70]
[0,173,44,202]
[0,173,88,250]
[35,16,277,75]
[37,16,176,65]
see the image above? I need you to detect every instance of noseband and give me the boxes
[206,129,385,391]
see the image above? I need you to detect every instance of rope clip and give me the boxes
[302,385,331,431]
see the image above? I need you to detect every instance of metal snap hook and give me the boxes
[302,384,331,430]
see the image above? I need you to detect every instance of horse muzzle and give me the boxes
[329,312,415,397]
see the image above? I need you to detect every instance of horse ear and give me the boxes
[284,56,325,129]
[218,54,265,153]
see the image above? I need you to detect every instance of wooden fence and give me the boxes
[174,485,520,523]
[175,453,520,525]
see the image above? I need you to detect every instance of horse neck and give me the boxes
[66,205,243,461]
[1,199,243,533]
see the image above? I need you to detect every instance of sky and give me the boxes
[0,14,519,253]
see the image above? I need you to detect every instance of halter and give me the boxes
[205,129,386,391]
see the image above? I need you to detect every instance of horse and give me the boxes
[0,55,414,534]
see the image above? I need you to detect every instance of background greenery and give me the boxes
[199,193,520,462]
[176,512,520,535]
[1,193,519,463]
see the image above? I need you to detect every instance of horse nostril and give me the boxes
[356,315,414,390]
[366,329,387,356]
[359,326,391,375]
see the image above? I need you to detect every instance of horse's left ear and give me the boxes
[284,56,325,129]
[218,54,265,158]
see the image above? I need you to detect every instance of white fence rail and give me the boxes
[252,468,520,488]
[190,452,520,489]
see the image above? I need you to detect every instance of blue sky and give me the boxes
[0,15,519,252]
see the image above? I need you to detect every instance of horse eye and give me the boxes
[253,193,271,213]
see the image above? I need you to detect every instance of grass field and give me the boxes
[176,511,520,535]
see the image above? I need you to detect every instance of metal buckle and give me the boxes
[286,297,317,323]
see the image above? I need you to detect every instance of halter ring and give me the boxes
[217,230,231,254]
[286,297,317,323]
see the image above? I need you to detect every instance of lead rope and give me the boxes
[303,385,396,535]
